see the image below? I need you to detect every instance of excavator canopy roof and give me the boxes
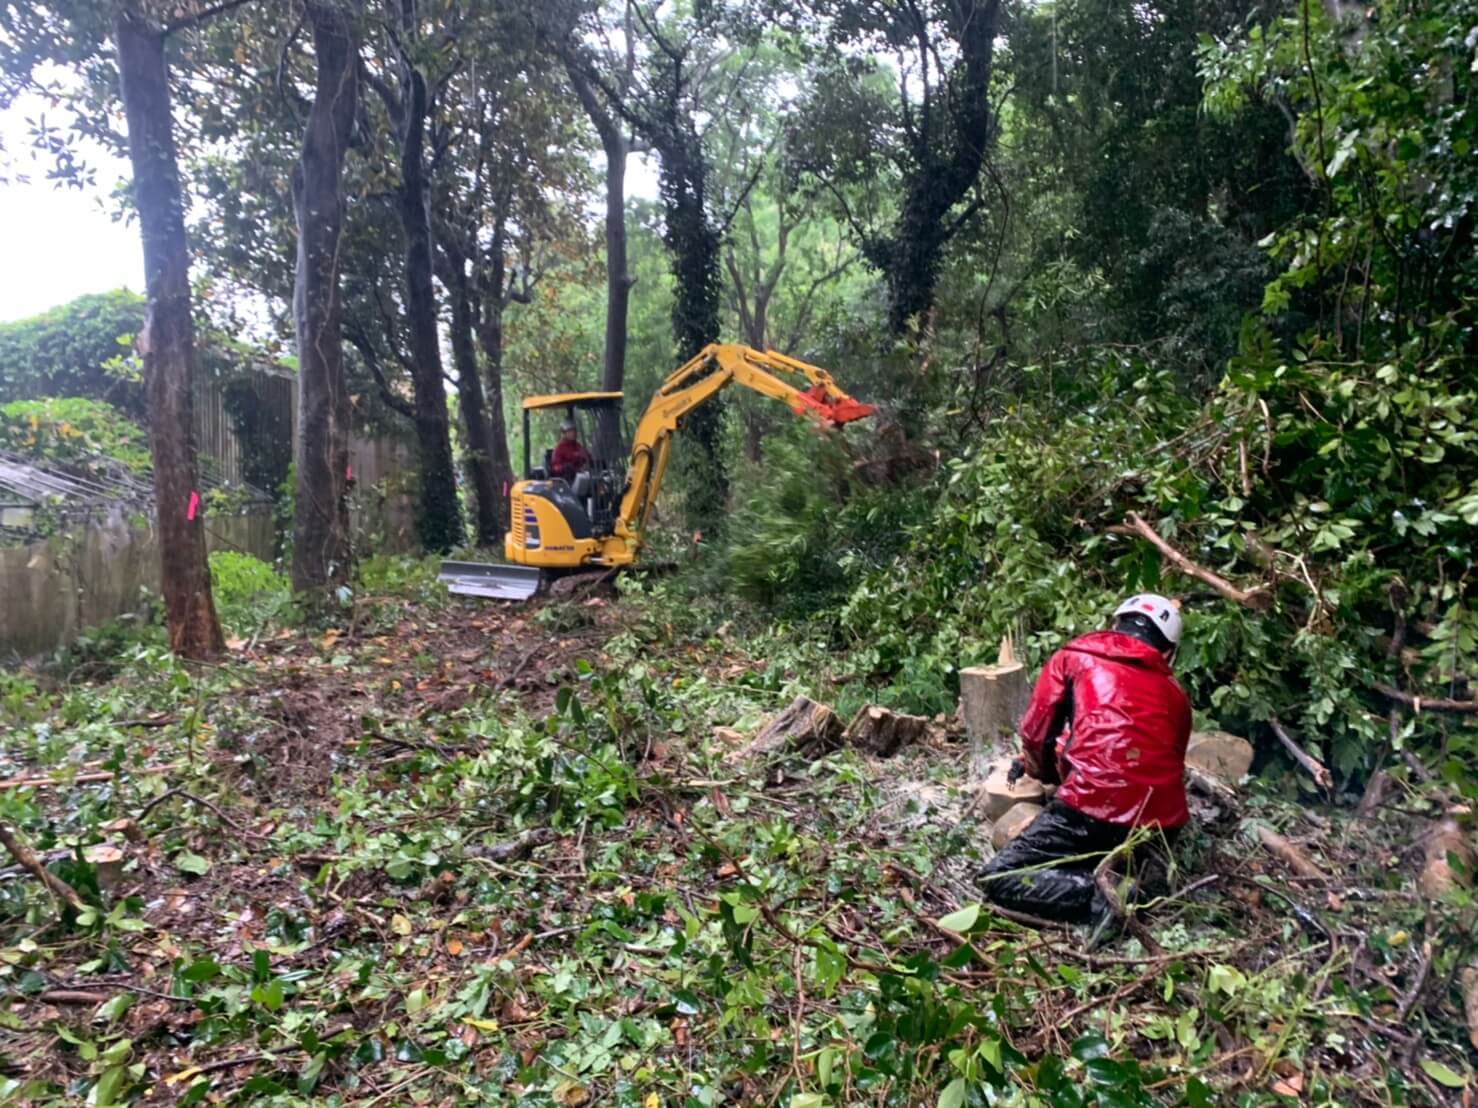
[521,391,624,411]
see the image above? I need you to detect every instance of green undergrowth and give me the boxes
[3,575,1474,1105]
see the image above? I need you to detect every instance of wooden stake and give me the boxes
[0,823,87,914]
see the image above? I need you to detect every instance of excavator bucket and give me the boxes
[438,560,544,601]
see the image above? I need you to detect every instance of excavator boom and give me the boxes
[614,344,876,545]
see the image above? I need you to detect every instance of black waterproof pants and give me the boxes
[979,800,1165,924]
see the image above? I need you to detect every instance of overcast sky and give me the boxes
[0,88,664,327]
[0,91,141,322]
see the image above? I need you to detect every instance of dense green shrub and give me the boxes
[723,428,924,618]
[208,550,290,636]
[0,396,150,473]
[0,290,145,415]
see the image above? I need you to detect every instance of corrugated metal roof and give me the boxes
[0,449,268,543]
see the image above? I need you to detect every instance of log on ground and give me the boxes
[844,705,929,757]
[736,696,845,760]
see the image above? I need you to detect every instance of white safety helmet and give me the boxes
[1113,593,1182,647]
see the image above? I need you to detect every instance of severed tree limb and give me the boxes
[0,762,180,792]
[37,990,110,1006]
[1395,940,1434,1022]
[1269,717,1333,790]
[1186,765,1239,806]
[1110,512,1272,610]
[1255,824,1326,880]
[0,823,87,914]
[469,827,558,863]
[1371,683,1478,714]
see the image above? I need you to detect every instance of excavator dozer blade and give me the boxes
[438,560,544,601]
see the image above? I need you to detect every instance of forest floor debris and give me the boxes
[0,582,1474,1105]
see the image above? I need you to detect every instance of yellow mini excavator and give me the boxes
[439,343,876,600]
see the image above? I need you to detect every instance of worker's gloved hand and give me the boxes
[1006,757,1027,786]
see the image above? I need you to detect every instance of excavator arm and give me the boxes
[614,344,876,542]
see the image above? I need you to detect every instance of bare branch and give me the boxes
[164,0,253,37]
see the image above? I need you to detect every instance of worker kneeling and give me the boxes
[979,595,1190,941]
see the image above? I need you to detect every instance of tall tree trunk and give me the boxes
[876,0,1003,333]
[563,58,633,395]
[291,0,358,601]
[113,6,224,660]
[658,129,725,529]
[600,130,633,394]
[395,45,463,553]
[442,246,502,546]
[473,248,515,517]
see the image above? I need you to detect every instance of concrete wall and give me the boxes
[0,509,276,661]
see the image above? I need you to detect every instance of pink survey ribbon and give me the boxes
[186,490,200,521]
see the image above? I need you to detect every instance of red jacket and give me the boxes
[551,439,590,480]
[1018,630,1191,829]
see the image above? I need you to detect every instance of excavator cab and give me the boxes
[520,393,627,539]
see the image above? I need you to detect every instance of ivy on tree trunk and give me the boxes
[291,0,358,601]
[113,4,223,660]
[393,7,463,554]
[440,237,505,547]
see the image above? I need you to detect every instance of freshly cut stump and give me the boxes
[960,663,1031,779]
[991,802,1043,851]
[1461,966,1478,1050]
[736,695,844,761]
[1185,731,1254,782]
[845,706,929,757]
[975,758,1047,820]
[1419,818,1475,899]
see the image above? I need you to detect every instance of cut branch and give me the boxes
[1371,683,1478,714]
[1268,717,1333,790]
[1111,512,1272,610]
[0,823,87,914]
[1255,824,1325,879]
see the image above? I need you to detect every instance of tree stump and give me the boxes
[1418,818,1475,899]
[960,663,1030,780]
[844,706,929,757]
[990,801,1043,851]
[1185,731,1255,782]
[974,758,1047,820]
[1461,966,1478,1050]
[735,695,844,761]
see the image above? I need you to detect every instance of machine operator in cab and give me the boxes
[550,420,591,481]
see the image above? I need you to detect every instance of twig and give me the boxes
[137,789,266,839]
[36,990,109,1005]
[1109,512,1271,610]
[1372,683,1478,714]
[0,823,87,914]
[500,644,544,688]
[0,763,179,791]
[1268,718,1333,790]
[1395,940,1434,1022]
[468,827,558,863]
